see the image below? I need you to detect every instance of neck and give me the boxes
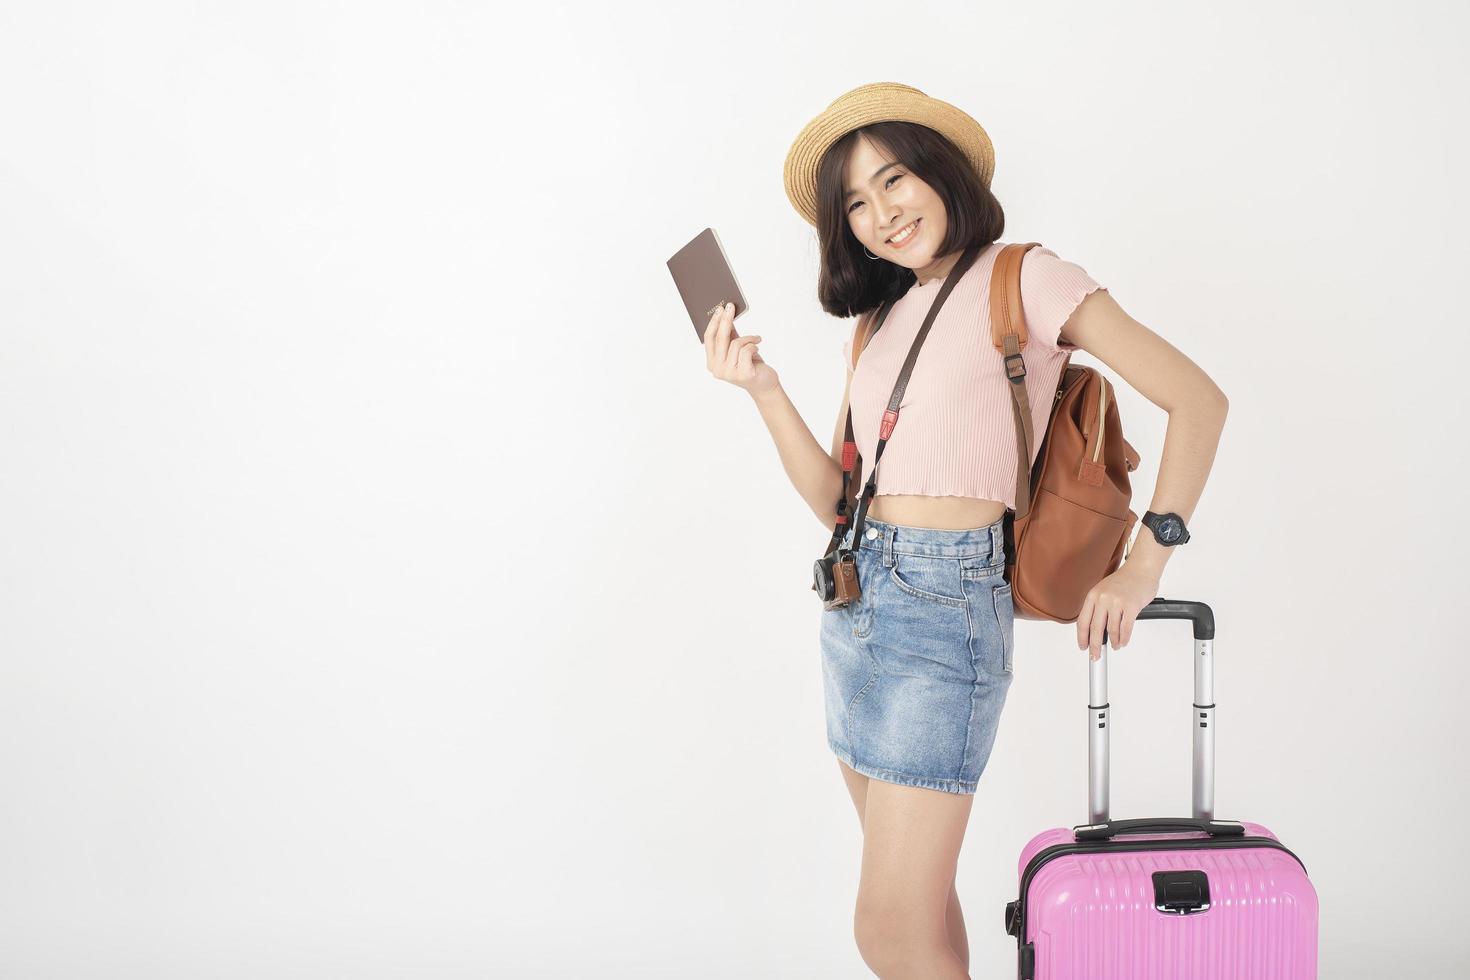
[915,249,964,286]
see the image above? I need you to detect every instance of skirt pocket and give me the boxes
[888,553,968,608]
[965,576,1015,677]
[992,582,1015,674]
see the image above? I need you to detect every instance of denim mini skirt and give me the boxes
[819,514,1015,795]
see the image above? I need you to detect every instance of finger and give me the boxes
[1119,609,1134,648]
[703,302,727,359]
[704,310,718,357]
[711,302,734,363]
[735,339,755,374]
[724,335,760,374]
[726,334,752,370]
[1090,603,1107,660]
[1108,604,1123,651]
[1076,593,1095,650]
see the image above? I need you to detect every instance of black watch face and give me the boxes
[1157,516,1184,543]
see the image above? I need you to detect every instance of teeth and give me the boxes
[889,219,919,243]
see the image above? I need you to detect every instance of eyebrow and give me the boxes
[844,162,902,201]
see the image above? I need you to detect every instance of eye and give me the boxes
[848,173,904,213]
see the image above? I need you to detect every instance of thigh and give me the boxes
[838,758,870,831]
[855,779,973,922]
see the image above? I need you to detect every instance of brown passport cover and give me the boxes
[667,227,750,341]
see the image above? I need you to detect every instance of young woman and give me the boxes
[704,83,1228,978]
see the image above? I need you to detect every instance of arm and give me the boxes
[702,298,855,530]
[750,366,850,530]
[1059,288,1230,652]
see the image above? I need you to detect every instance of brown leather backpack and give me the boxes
[848,241,1140,623]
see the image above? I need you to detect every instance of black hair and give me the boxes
[813,121,1005,318]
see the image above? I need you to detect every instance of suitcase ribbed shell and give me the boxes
[1015,823,1318,980]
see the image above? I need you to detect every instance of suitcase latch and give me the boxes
[1153,870,1212,915]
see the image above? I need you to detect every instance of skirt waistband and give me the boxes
[845,515,1005,560]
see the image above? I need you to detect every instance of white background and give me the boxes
[2,1,1466,977]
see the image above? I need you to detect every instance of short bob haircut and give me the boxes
[814,121,1005,320]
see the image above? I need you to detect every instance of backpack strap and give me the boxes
[990,242,1043,520]
[990,242,1037,353]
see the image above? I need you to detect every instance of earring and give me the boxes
[863,246,879,260]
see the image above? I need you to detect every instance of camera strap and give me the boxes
[824,241,985,555]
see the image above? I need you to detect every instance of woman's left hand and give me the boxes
[1076,563,1161,660]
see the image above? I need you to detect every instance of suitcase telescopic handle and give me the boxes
[1072,817,1244,842]
[1133,599,1214,640]
[1088,598,1216,826]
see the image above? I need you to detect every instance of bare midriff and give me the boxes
[865,494,1008,531]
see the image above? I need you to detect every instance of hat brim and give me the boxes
[783,82,994,228]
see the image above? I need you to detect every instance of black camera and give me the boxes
[812,548,861,609]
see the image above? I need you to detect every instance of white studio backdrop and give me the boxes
[1,1,1466,977]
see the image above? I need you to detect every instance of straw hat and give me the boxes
[782,82,995,228]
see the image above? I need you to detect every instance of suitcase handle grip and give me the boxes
[1071,817,1245,842]
[1134,599,1215,640]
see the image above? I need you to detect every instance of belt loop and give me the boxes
[883,526,895,567]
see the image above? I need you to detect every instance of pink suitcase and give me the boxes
[1003,599,1319,979]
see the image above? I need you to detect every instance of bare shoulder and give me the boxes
[1060,288,1228,414]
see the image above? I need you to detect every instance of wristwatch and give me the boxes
[1140,510,1191,546]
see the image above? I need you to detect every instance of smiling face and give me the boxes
[843,134,961,285]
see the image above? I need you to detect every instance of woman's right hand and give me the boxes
[704,301,778,396]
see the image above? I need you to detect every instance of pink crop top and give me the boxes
[841,241,1107,509]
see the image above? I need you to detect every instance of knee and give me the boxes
[853,899,938,976]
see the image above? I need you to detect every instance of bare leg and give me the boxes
[945,877,969,969]
[838,760,972,977]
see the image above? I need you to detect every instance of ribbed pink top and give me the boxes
[841,242,1106,509]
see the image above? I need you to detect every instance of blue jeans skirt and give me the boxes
[819,515,1015,795]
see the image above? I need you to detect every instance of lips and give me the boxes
[887,218,921,244]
